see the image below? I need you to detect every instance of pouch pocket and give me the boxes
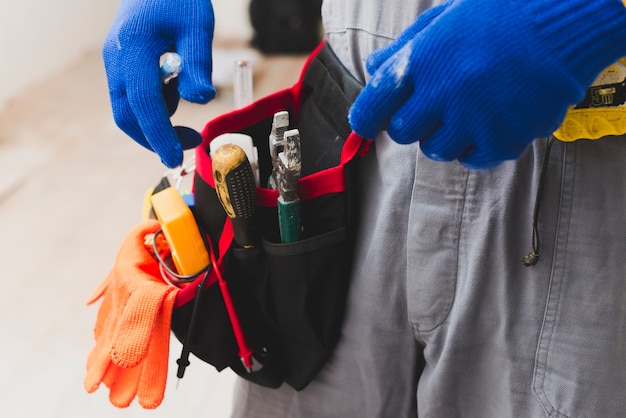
[262,226,352,389]
[170,250,284,389]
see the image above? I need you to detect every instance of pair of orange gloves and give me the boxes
[84,220,179,409]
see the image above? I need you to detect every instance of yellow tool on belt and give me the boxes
[150,187,210,277]
[554,58,626,142]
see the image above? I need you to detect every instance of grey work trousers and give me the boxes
[231,1,626,416]
[232,134,626,418]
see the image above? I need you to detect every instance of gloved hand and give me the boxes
[99,290,176,409]
[103,0,216,168]
[349,0,626,169]
[84,220,179,409]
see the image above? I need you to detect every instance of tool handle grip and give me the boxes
[231,218,256,249]
[278,199,302,243]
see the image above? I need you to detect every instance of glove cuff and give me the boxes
[529,0,626,87]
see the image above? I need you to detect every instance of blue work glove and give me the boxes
[349,0,626,169]
[103,0,216,168]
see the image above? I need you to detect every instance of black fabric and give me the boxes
[171,43,364,390]
[249,0,323,54]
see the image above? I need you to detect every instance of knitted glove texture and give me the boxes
[349,0,626,169]
[84,220,178,409]
[103,0,215,168]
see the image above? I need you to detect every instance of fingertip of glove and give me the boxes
[138,395,163,410]
[181,85,216,104]
[84,379,100,394]
[349,122,376,142]
[160,149,184,169]
[365,52,384,75]
[110,351,142,370]
[387,122,421,145]
[419,132,460,161]
[109,394,134,409]
[349,107,379,141]
[155,127,201,167]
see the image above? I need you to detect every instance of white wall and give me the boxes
[214,0,253,42]
[0,0,251,110]
[0,1,116,109]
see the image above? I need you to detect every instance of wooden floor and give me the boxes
[0,45,306,417]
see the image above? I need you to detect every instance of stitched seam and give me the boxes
[415,167,469,334]
[325,25,397,42]
[532,142,574,418]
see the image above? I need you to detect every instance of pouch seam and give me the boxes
[263,227,347,256]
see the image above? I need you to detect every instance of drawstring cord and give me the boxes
[522,135,556,267]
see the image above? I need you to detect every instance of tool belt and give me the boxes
[170,42,367,390]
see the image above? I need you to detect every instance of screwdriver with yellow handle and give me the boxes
[212,143,258,248]
[554,58,626,141]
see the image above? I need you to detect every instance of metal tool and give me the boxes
[212,143,258,248]
[160,52,182,84]
[143,157,196,219]
[268,110,290,189]
[234,59,254,109]
[277,129,302,243]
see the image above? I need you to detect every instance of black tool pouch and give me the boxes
[170,42,366,391]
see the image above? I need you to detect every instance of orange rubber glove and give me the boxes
[84,220,179,409]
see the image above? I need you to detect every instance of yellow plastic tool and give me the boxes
[150,187,209,276]
[554,58,626,142]
[142,187,155,220]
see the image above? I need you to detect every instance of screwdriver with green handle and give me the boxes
[277,129,302,243]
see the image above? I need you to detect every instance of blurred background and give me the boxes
[0,0,314,416]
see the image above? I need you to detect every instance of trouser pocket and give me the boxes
[533,139,626,417]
